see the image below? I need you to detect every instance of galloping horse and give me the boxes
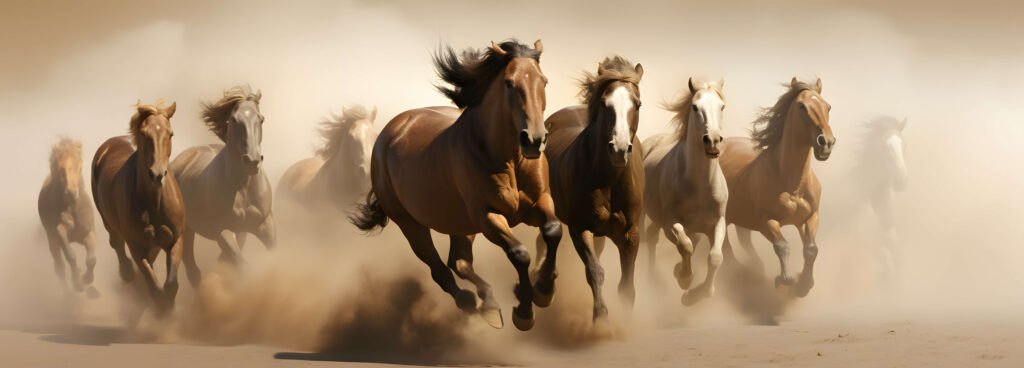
[169,85,275,288]
[720,78,835,297]
[538,56,644,321]
[849,116,908,275]
[642,78,727,305]
[352,40,560,331]
[277,105,377,213]
[92,100,185,314]
[38,137,97,293]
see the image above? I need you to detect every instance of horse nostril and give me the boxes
[627,143,633,154]
[260,155,264,162]
[716,136,723,144]
[543,133,549,144]
[702,135,712,145]
[607,142,615,153]
[817,135,827,147]
[519,130,531,147]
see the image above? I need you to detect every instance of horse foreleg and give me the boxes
[736,226,765,276]
[53,226,84,291]
[130,245,168,316]
[254,214,277,251]
[81,231,97,286]
[163,238,182,310]
[214,229,244,265]
[664,221,695,290]
[236,232,248,250]
[761,220,795,287]
[480,212,534,331]
[594,237,607,258]
[612,226,640,308]
[45,229,69,290]
[524,194,561,308]
[683,218,726,306]
[396,219,476,313]
[795,214,819,297]
[109,234,134,283]
[645,217,661,284]
[181,229,202,289]
[569,227,607,321]
[447,235,502,328]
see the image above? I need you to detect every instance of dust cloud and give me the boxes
[1,0,1023,364]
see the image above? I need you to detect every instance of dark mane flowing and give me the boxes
[750,80,819,150]
[578,55,642,123]
[433,39,541,108]
[200,84,262,142]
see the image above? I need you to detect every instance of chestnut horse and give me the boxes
[642,78,727,306]
[170,85,275,288]
[277,105,377,213]
[38,137,97,293]
[720,78,835,297]
[352,40,560,331]
[92,100,185,314]
[537,56,644,321]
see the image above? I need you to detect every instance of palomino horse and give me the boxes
[169,85,275,288]
[720,78,835,297]
[277,105,377,213]
[92,101,185,314]
[38,137,97,293]
[538,56,644,321]
[642,78,727,306]
[849,116,908,275]
[352,40,560,331]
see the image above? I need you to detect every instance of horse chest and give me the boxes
[139,210,176,246]
[777,192,812,223]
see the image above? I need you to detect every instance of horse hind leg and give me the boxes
[645,219,661,285]
[736,226,766,276]
[448,235,502,328]
[182,229,202,289]
[396,219,476,313]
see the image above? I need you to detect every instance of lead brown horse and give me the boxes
[92,100,185,314]
[720,78,835,297]
[38,137,97,293]
[539,56,644,321]
[352,40,560,331]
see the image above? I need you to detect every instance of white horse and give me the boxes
[642,78,728,305]
[850,116,908,275]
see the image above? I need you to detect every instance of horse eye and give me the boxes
[691,105,698,111]
[505,80,514,89]
[799,103,807,111]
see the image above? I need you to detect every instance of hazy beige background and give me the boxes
[1,0,1023,365]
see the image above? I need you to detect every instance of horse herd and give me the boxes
[38,38,870,333]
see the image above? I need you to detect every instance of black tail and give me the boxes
[350,190,388,233]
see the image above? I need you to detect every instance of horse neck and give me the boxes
[680,126,721,185]
[773,115,814,190]
[470,83,519,164]
[131,152,162,208]
[218,142,253,188]
[580,110,619,176]
[322,146,359,192]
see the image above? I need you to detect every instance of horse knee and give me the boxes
[507,245,531,267]
[772,240,790,258]
[804,243,819,262]
[542,221,562,242]
[709,251,724,268]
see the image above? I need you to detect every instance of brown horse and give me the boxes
[170,85,275,289]
[538,56,644,321]
[352,40,560,331]
[38,137,97,293]
[720,78,835,297]
[92,100,185,314]
[277,105,378,213]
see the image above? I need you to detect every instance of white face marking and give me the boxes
[245,109,252,117]
[886,133,907,178]
[690,90,725,138]
[605,86,634,152]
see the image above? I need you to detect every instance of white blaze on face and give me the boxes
[691,90,725,137]
[605,86,633,153]
[886,133,908,179]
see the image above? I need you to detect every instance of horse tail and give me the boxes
[350,190,388,233]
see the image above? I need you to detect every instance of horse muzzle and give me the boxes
[607,141,633,167]
[241,154,263,174]
[519,130,547,159]
[814,134,835,161]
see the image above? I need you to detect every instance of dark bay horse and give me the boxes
[539,56,644,321]
[720,78,835,297]
[38,137,97,293]
[169,85,275,288]
[92,101,185,314]
[352,40,560,331]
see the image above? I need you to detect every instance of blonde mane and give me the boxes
[750,79,819,150]
[662,80,725,139]
[315,105,374,160]
[129,99,175,146]
[200,85,262,141]
[50,136,82,170]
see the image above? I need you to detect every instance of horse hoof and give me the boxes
[533,282,555,308]
[85,286,101,300]
[479,307,504,329]
[681,286,713,306]
[794,277,814,297]
[512,312,534,331]
[775,275,795,288]
[453,290,477,312]
[82,272,95,285]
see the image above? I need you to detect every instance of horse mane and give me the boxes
[578,55,642,123]
[433,39,541,108]
[50,136,82,169]
[750,79,820,150]
[200,84,262,141]
[129,99,174,146]
[315,105,372,160]
[662,79,725,139]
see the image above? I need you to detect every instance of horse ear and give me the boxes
[791,77,799,87]
[717,78,724,90]
[815,78,823,93]
[533,39,543,52]
[370,106,378,123]
[688,77,697,93]
[898,117,907,131]
[164,102,176,118]
[255,89,262,103]
[634,63,644,79]
[490,41,508,56]
[597,62,607,76]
